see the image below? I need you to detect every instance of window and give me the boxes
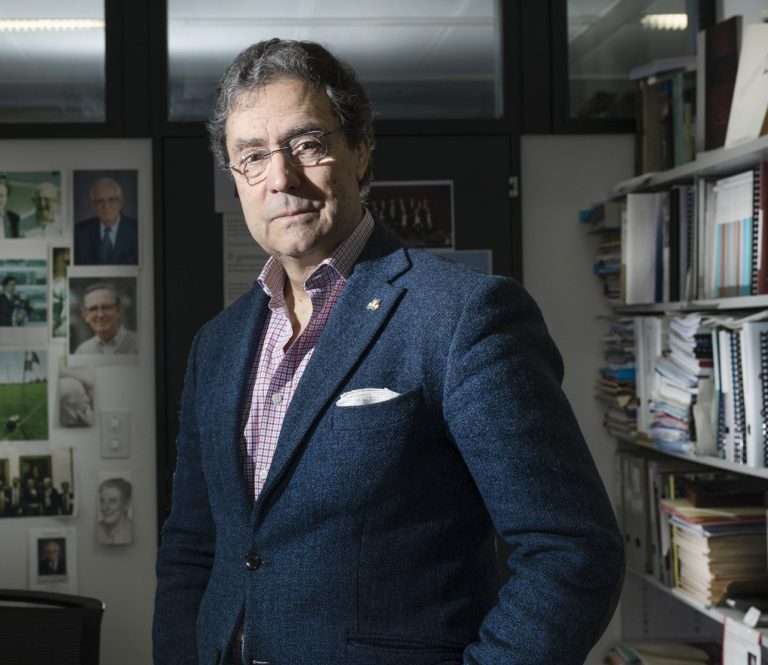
[0,1,106,123]
[565,0,695,122]
[167,0,503,121]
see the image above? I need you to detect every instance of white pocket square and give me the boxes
[336,388,401,407]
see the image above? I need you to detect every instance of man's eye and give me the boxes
[242,151,269,164]
[291,138,323,155]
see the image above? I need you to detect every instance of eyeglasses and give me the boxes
[227,128,342,185]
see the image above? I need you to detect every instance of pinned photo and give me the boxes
[0,171,66,241]
[0,241,48,346]
[56,359,95,428]
[28,527,77,593]
[0,349,48,442]
[96,472,133,546]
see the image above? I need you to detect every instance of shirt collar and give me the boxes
[257,209,374,306]
[101,216,121,238]
[99,325,126,349]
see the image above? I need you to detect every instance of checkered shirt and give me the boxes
[241,211,374,498]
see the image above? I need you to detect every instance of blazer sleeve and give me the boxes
[442,277,624,665]
[153,331,217,664]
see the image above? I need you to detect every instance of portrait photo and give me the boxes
[368,180,455,249]
[0,241,48,346]
[50,246,71,338]
[68,268,139,366]
[73,170,139,266]
[0,349,48,442]
[0,171,66,241]
[37,536,67,576]
[28,527,77,593]
[96,472,133,546]
[56,359,95,428]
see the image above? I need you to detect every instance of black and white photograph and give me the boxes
[28,527,77,593]
[73,170,139,266]
[0,241,48,346]
[0,349,48,442]
[50,246,71,339]
[56,359,95,428]
[96,471,133,546]
[368,180,454,248]
[0,171,66,241]
[68,267,139,366]
[10,447,76,519]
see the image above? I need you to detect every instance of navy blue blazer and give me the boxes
[153,222,623,665]
[74,215,138,265]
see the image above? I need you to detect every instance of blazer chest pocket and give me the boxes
[332,386,423,432]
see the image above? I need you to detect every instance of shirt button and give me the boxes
[258,469,268,480]
[271,393,282,405]
[244,554,261,571]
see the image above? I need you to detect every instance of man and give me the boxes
[7,476,22,516]
[153,39,624,665]
[96,477,133,545]
[74,178,139,265]
[74,282,138,355]
[0,178,20,239]
[38,539,66,576]
[58,375,95,427]
[40,477,61,515]
[0,276,32,327]
[19,182,65,239]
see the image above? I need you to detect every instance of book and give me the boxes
[755,162,768,293]
[724,23,768,148]
[700,16,743,151]
[624,193,666,304]
[740,321,768,467]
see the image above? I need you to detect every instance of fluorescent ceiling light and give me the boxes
[0,18,105,32]
[640,14,688,31]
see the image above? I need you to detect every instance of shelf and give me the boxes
[630,438,768,480]
[614,294,768,314]
[628,568,768,641]
[611,134,768,197]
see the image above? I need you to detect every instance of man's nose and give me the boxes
[264,150,301,191]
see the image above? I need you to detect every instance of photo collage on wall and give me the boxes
[0,167,142,589]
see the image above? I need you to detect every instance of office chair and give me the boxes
[0,588,105,665]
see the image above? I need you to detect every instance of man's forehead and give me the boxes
[84,288,117,304]
[227,79,335,141]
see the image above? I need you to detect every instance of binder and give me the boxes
[729,329,746,464]
[624,193,665,304]
[740,322,768,468]
[756,163,768,294]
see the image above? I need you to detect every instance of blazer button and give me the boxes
[244,553,262,570]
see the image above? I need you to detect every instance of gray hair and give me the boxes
[82,282,120,305]
[207,38,375,196]
[89,177,124,201]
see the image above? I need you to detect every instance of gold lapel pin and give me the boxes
[367,298,381,311]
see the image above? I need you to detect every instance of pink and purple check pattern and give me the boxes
[241,211,374,497]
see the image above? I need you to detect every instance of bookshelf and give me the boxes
[594,131,768,652]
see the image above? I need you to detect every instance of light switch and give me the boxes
[101,410,131,459]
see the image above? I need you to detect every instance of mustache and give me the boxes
[266,198,321,219]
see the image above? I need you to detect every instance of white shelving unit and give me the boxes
[601,133,768,649]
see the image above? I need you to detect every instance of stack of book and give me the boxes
[581,201,625,303]
[660,491,768,607]
[649,314,713,453]
[596,317,636,438]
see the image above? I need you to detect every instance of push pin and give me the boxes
[367,298,381,311]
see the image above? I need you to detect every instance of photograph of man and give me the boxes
[6,476,22,516]
[0,276,32,327]
[57,364,95,427]
[51,247,70,338]
[96,476,133,545]
[72,282,138,355]
[19,181,65,240]
[74,176,139,265]
[0,177,20,239]
[38,538,66,576]
[152,39,623,665]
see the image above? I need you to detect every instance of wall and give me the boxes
[0,139,155,665]
[722,0,766,23]
[520,133,635,664]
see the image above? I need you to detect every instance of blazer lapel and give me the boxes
[253,225,411,512]
[210,287,270,519]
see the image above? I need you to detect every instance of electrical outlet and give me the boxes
[101,410,131,459]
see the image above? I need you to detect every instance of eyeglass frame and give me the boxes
[226,128,343,185]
